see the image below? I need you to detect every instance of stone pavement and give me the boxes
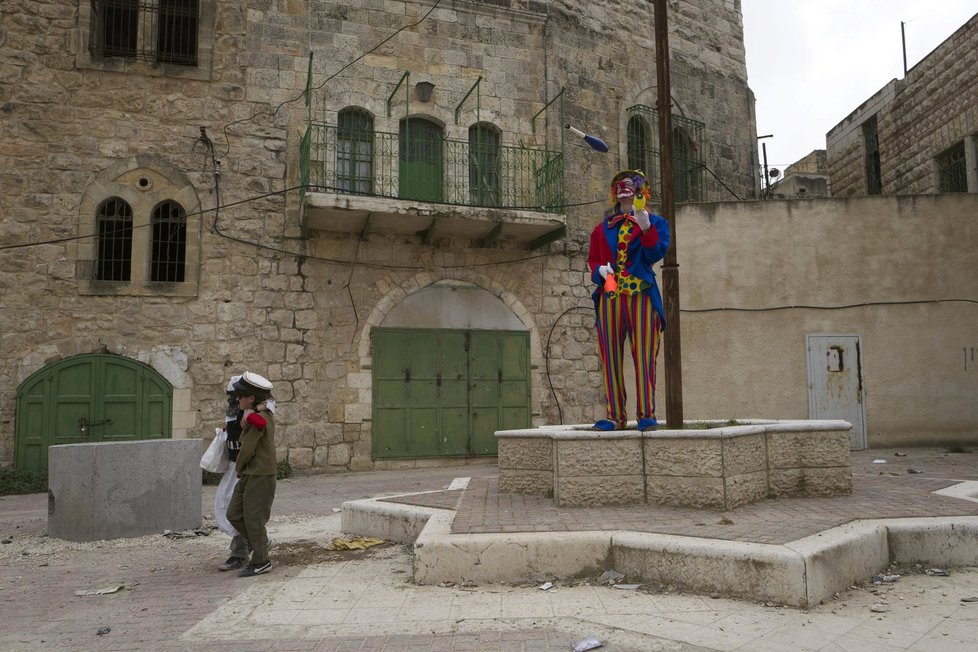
[1,447,978,650]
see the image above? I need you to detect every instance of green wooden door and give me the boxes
[399,118,443,202]
[15,354,172,472]
[372,328,530,459]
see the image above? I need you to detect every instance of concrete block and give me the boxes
[885,516,978,566]
[724,470,768,509]
[48,440,201,542]
[647,475,725,509]
[340,497,437,544]
[499,469,552,495]
[556,475,644,507]
[497,437,552,471]
[556,438,643,476]
[413,511,611,585]
[721,434,766,475]
[769,467,852,497]
[645,437,723,477]
[767,430,851,469]
[612,532,809,607]
[786,522,889,607]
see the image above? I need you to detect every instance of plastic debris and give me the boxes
[872,574,900,584]
[163,527,213,539]
[872,459,887,464]
[597,569,624,585]
[572,635,603,651]
[96,627,111,636]
[870,603,889,613]
[926,568,950,576]
[75,585,127,596]
[907,468,924,474]
[894,452,908,457]
[613,584,641,590]
[538,581,554,591]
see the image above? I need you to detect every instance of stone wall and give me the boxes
[827,13,978,196]
[0,0,757,471]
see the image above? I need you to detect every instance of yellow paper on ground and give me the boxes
[330,536,387,550]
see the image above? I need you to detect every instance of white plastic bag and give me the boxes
[200,428,229,473]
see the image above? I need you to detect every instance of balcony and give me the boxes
[299,122,567,249]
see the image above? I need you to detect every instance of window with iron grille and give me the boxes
[89,0,199,66]
[337,108,374,194]
[95,197,133,281]
[626,105,705,202]
[627,115,652,177]
[150,200,187,282]
[862,116,882,195]
[468,123,501,206]
[937,141,967,193]
[673,126,701,202]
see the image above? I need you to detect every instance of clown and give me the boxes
[587,170,671,431]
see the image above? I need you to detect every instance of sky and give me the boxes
[741,0,978,173]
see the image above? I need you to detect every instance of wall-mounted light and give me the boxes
[415,81,435,103]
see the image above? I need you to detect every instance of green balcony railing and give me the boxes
[301,122,565,213]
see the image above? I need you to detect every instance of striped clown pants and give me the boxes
[595,290,663,425]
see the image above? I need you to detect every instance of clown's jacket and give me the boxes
[586,208,671,325]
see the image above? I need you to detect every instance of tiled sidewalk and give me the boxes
[378,448,978,545]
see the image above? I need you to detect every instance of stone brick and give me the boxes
[647,475,725,509]
[721,434,766,476]
[556,438,643,476]
[499,469,552,495]
[556,475,644,507]
[767,431,851,469]
[768,467,852,498]
[645,437,723,477]
[497,438,552,471]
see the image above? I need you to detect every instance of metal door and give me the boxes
[806,335,867,450]
[372,328,530,459]
[398,118,443,202]
[15,354,172,472]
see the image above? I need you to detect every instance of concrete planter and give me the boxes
[497,420,852,509]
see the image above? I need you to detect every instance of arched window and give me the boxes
[337,108,374,194]
[673,126,701,202]
[95,197,133,281]
[150,200,187,282]
[399,118,443,202]
[468,123,501,206]
[627,115,652,175]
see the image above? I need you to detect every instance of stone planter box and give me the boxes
[497,420,852,509]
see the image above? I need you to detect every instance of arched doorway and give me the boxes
[371,282,531,459]
[15,354,172,472]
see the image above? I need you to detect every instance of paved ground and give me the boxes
[1,447,978,650]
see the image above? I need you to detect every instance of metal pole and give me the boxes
[901,21,908,76]
[762,141,770,198]
[654,0,683,428]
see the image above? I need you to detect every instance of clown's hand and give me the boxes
[634,208,651,231]
[597,263,613,280]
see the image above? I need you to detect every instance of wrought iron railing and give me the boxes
[301,122,565,213]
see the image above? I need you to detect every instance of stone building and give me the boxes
[826,11,978,196]
[770,149,829,198]
[0,0,759,473]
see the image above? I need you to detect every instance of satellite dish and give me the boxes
[769,168,781,179]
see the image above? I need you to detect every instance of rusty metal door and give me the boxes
[806,335,867,450]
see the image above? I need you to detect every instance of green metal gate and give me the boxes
[372,328,530,459]
[15,354,172,472]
